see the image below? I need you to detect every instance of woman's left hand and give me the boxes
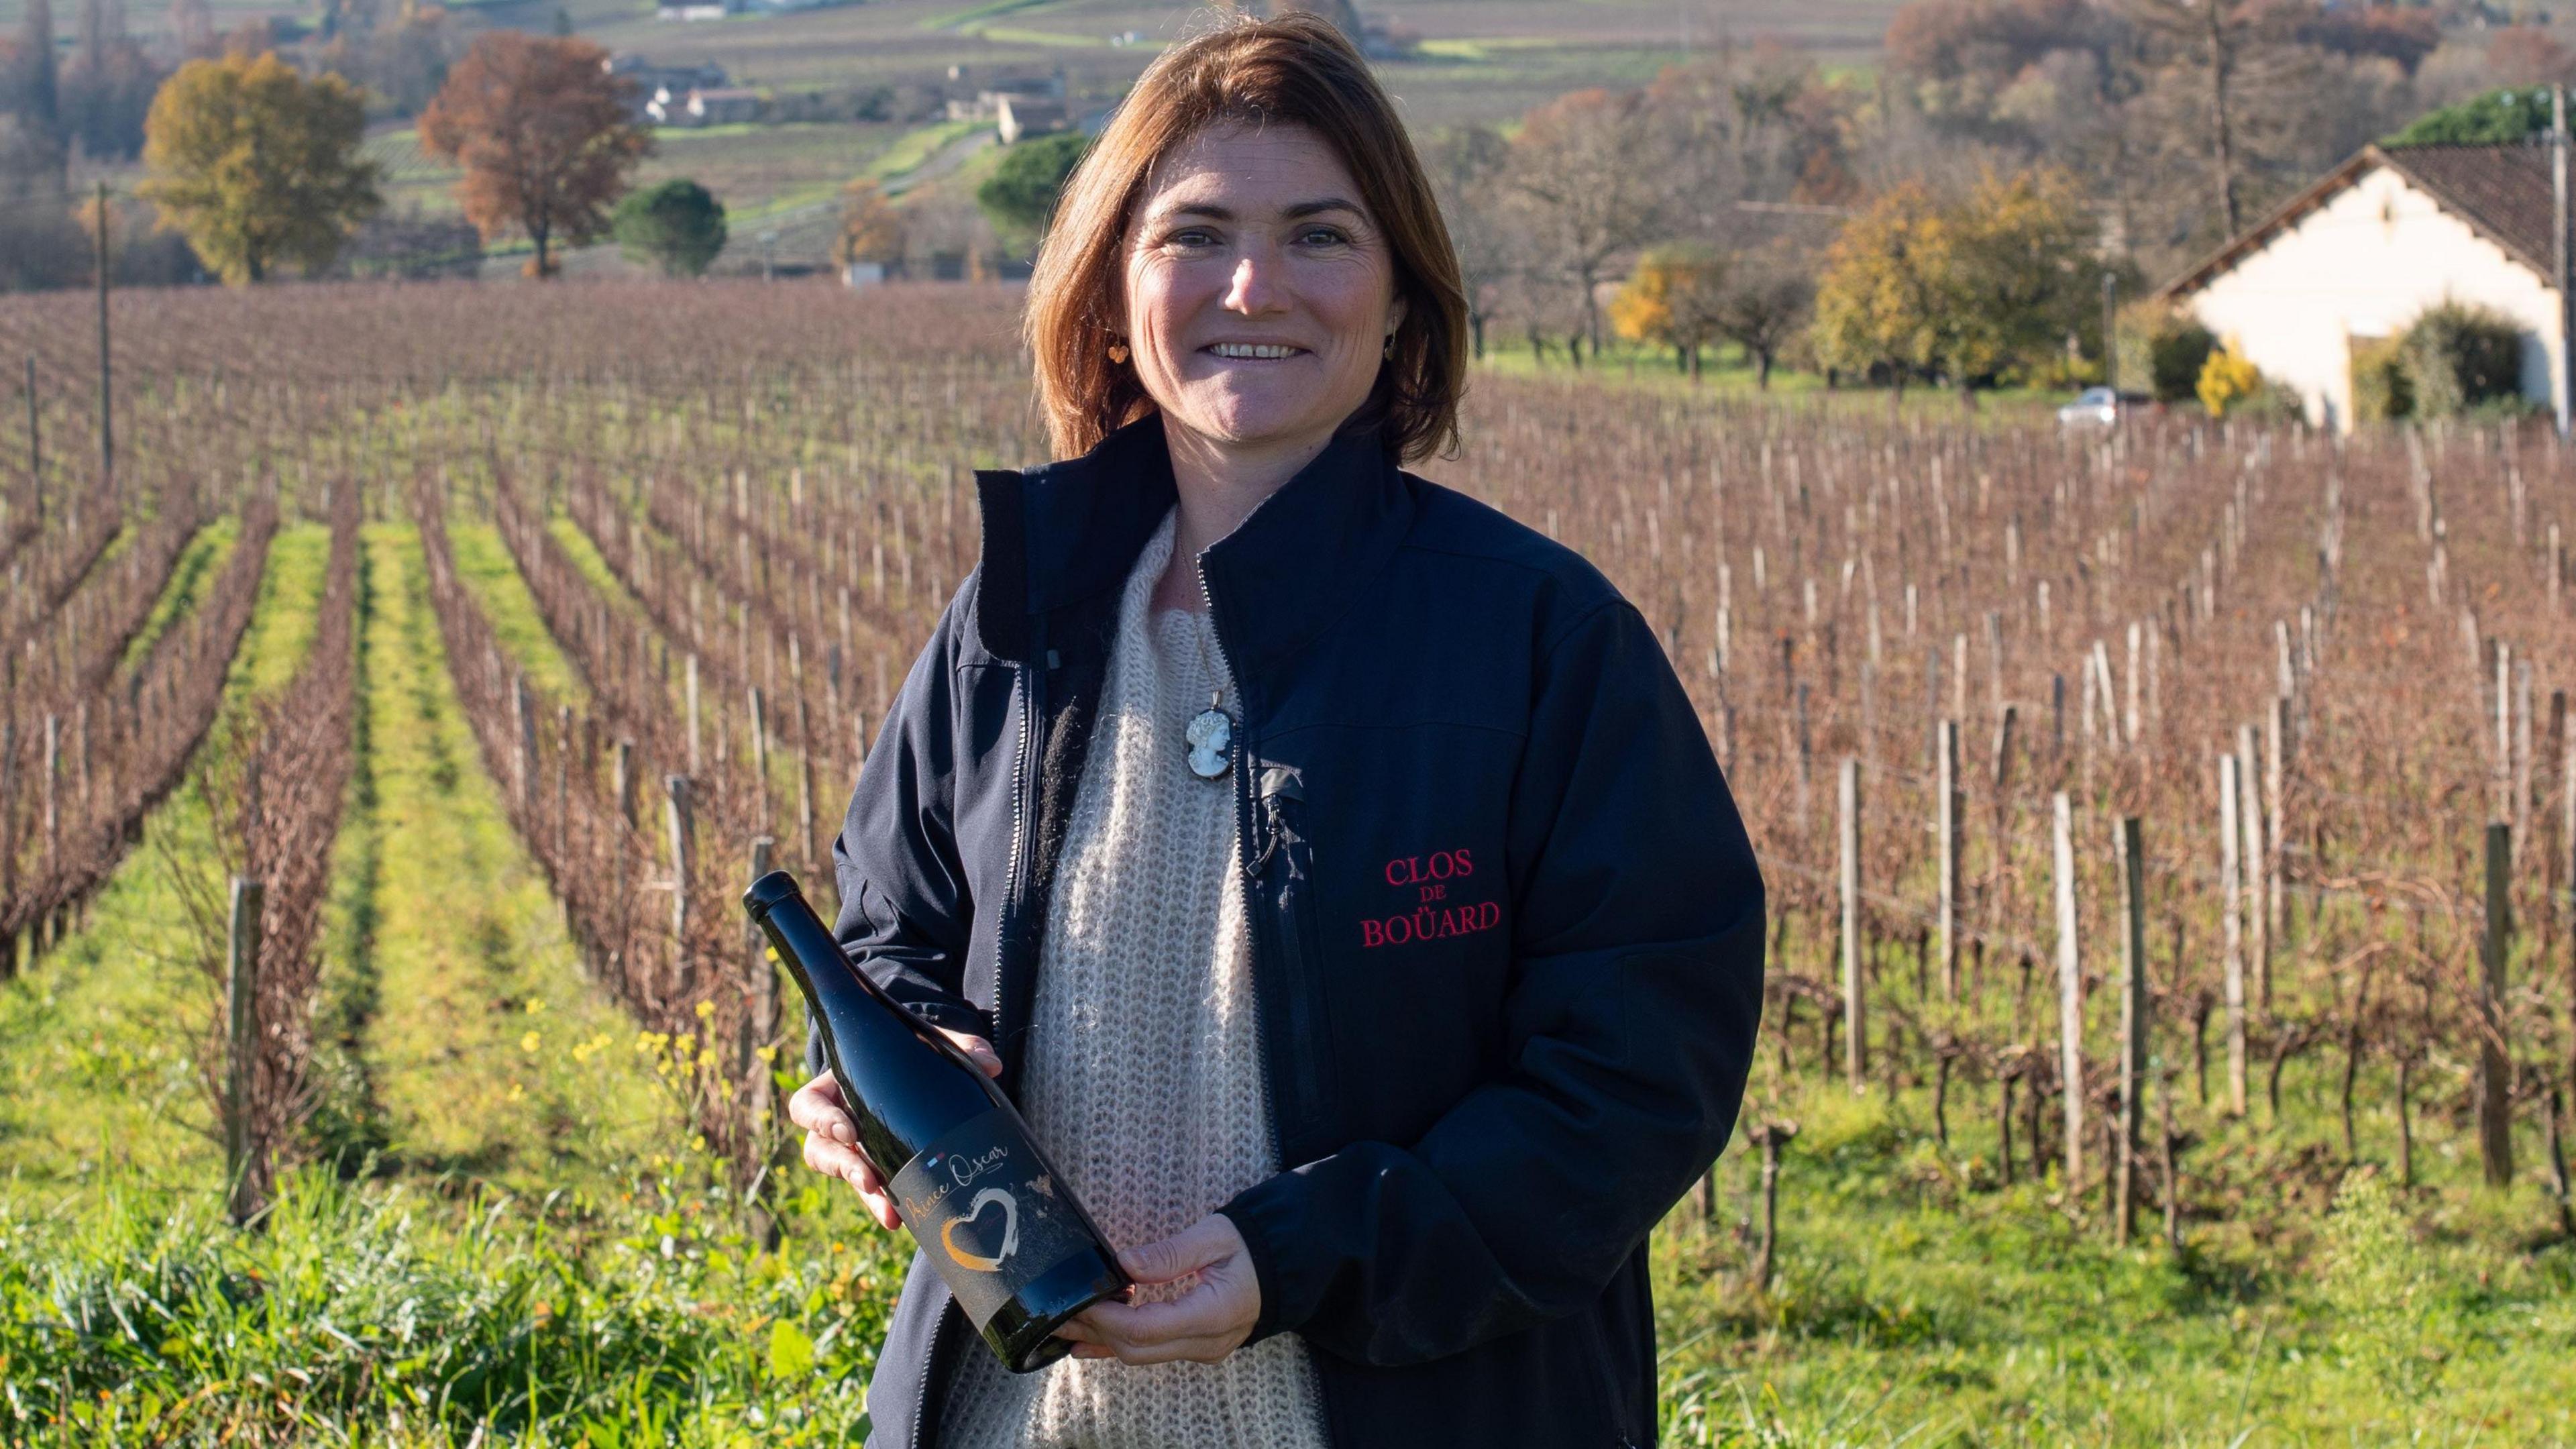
[1055,1212,1260,1365]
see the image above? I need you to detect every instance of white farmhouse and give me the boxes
[2159,142,2567,431]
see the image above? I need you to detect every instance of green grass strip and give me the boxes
[115,517,235,674]
[0,522,330,1199]
[448,513,588,706]
[345,523,666,1189]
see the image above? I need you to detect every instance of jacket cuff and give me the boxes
[1220,1168,1322,1346]
[884,990,992,1041]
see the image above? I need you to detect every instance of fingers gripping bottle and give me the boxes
[744,870,1129,1371]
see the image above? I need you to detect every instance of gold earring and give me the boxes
[1108,341,1129,364]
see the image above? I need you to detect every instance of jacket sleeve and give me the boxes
[1218,596,1766,1365]
[804,586,994,1081]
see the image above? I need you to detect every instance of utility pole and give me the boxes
[2555,85,2571,438]
[93,180,110,487]
[2101,272,2118,400]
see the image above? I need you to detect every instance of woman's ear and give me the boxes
[1388,292,1409,337]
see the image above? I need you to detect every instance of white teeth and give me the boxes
[1208,343,1299,360]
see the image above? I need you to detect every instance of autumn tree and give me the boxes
[418,32,650,278]
[139,50,380,284]
[833,176,904,269]
[1611,243,1729,380]
[1940,166,2095,400]
[1813,170,2094,407]
[1810,181,1952,406]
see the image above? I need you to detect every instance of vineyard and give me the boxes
[0,280,2571,1446]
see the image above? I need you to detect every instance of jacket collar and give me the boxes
[973,413,1413,681]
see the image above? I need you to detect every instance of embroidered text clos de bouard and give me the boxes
[1362,848,1501,948]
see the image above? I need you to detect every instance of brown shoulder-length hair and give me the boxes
[1024,10,1469,465]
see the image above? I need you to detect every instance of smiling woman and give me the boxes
[1024,13,1468,474]
[784,11,1764,1449]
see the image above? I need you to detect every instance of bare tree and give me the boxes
[1504,88,1665,362]
[1713,237,1816,389]
[1424,123,1513,361]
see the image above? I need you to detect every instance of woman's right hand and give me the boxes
[789,1030,1004,1232]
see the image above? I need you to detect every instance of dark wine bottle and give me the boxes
[743,869,1129,1373]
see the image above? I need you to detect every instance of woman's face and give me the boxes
[1120,121,1406,458]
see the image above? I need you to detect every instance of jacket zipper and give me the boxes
[1195,551,1339,1160]
[912,637,1043,1449]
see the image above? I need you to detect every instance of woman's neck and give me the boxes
[1150,418,1336,613]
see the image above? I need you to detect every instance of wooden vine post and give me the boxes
[2053,790,2084,1184]
[2235,724,2269,1013]
[745,834,780,1141]
[1747,1120,1798,1293]
[1839,756,1865,1092]
[614,738,637,827]
[747,686,771,832]
[1937,718,1962,1000]
[2220,751,2248,1116]
[0,718,15,979]
[510,674,534,813]
[665,774,694,939]
[2114,815,2147,1245]
[2481,820,2514,1187]
[225,876,264,1226]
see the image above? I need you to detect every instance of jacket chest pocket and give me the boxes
[1255,725,1519,1144]
[1251,765,1339,1152]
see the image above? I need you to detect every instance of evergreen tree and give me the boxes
[612,177,727,276]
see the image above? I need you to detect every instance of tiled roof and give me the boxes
[2381,142,2564,278]
[2159,141,2569,299]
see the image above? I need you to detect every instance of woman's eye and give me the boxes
[1299,226,1350,246]
[1167,228,1217,248]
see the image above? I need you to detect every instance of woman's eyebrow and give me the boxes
[1281,197,1363,219]
[1151,197,1365,223]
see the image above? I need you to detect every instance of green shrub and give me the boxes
[977,129,1089,257]
[2351,334,2412,422]
[2120,305,2217,403]
[2400,301,2524,419]
[2316,1167,2455,1403]
[2385,86,2555,147]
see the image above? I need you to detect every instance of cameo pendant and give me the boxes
[1184,696,1233,781]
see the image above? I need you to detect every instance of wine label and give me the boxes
[889,1107,1100,1329]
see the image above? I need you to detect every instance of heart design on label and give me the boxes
[938,1187,1020,1273]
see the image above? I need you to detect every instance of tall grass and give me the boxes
[0,1161,903,1446]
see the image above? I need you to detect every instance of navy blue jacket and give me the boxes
[812,413,1766,1449]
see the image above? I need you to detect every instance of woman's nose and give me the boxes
[1223,252,1284,315]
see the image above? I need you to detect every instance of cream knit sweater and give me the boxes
[936,508,1332,1449]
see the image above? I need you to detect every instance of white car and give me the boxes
[2057,386,2121,427]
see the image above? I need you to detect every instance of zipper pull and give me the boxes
[1248,789,1286,879]
[1245,766,1303,879]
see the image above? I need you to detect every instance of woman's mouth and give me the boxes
[1202,342,1307,360]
